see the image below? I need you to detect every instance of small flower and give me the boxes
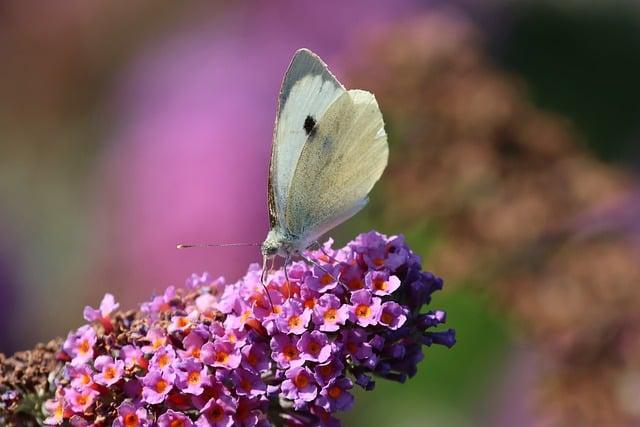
[270,334,303,369]
[176,359,210,395]
[93,355,124,386]
[113,401,149,427]
[377,301,407,330]
[158,409,194,427]
[201,340,241,369]
[43,399,68,425]
[231,368,266,397]
[319,377,355,411]
[67,364,94,389]
[196,396,236,427]
[83,293,119,325]
[365,271,401,296]
[281,366,318,407]
[168,310,198,334]
[141,370,175,404]
[275,299,311,335]
[312,294,349,332]
[121,344,147,370]
[297,331,332,363]
[306,265,341,293]
[149,345,177,372]
[141,327,167,354]
[240,343,270,373]
[341,329,373,361]
[64,387,99,413]
[63,325,96,365]
[348,290,381,327]
[314,358,345,387]
[179,330,207,360]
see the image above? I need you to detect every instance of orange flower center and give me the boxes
[240,378,252,391]
[152,338,165,350]
[320,274,333,286]
[210,405,224,420]
[177,317,189,328]
[76,395,88,406]
[155,379,168,393]
[283,345,299,360]
[158,354,170,368]
[308,341,320,354]
[355,304,371,318]
[304,298,316,309]
[373,258,385,267]
[372,277,387,291]
[294,373,309,388]
[188,371,200,385]
[380,311,394,325]
[78,340,91,355]
[347,278,364,290]
[215,351,229,364]
[104,366,117,380]
[347,342,358,354]
[318,365,332,377]
[324,308,338,322]
[124,413,139,427]
[328,385,342,399]
[81,373,91,385]
[288,315,302,329]
[170,420,185,427]
[191,348,201,359]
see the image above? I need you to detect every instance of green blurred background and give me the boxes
[1,1,639,426]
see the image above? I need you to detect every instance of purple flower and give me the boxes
[314,358,345,387]
[196,396,236,427]
[297,331,332,363]
[141,370,175,404]
[149,345,177,372]
[275,299,311,335]
[365,271,401,296]
[201,340,241,369]
[93,355,124,386]
[141,326,167,354]
[64,388,98,413]
[348,290,381,327]
[240,343,270,373]
[63,325,96,365]
[319,377,355,411]
[67,364,94,389]
[168,310,199,334]
[43,399,67,425]
[83,293,119,323]
[120,344,147,370]
[113,401,149,427]
[341,329,373,361]
[306,264,341,293]
[179,330,207,361]
[231,368,266,397]
[281,366,318,408]
[158,409,194,427]
[176,359,210,395]
[270,334,303,369]
[312,294,349,332]
[378,301,407,330]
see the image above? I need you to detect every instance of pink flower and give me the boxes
[176,359,210,395]
[43,398,69,425]
[281,366,318,408]
[63,325,96,366]
[365,271,401,296]
[201,340,241,369]
[158,409,194,427]
[196,396,236,427]
[275,299,311,335]
[141,326,167,354]
[377,301,407,330]
[297,331,332,363]
[113,401,149,427]
[312,294,349,332]
[141,370,175,404]
[83,293,119,330]
[67,364,94,389]
[348,290,381,327]
[64,387,99,413]
[93,355,124,386]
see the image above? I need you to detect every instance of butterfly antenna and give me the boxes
[177,242,261,249]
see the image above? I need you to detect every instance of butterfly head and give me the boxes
[261,228,303,258]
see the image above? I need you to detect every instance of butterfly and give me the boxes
[260,48,388,277]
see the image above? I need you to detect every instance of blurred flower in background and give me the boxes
[2,1,640,426]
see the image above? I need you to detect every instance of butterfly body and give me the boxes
[261,48,388,264]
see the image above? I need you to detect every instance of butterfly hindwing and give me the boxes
[283,89,388,241]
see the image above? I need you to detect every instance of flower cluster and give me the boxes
[46,231,455,426]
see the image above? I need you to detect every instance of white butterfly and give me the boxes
[261,48,388,270]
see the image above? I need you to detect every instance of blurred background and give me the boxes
[1,1,640,426]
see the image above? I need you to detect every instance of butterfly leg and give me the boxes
[300,253,346,287]
[315,240,340,265]
[261,256,275,311]
[284,253,292,300]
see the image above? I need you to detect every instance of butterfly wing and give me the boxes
[268,49,346,229]
[283,89,388,242]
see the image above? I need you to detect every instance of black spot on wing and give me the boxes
[303,115,317,136]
